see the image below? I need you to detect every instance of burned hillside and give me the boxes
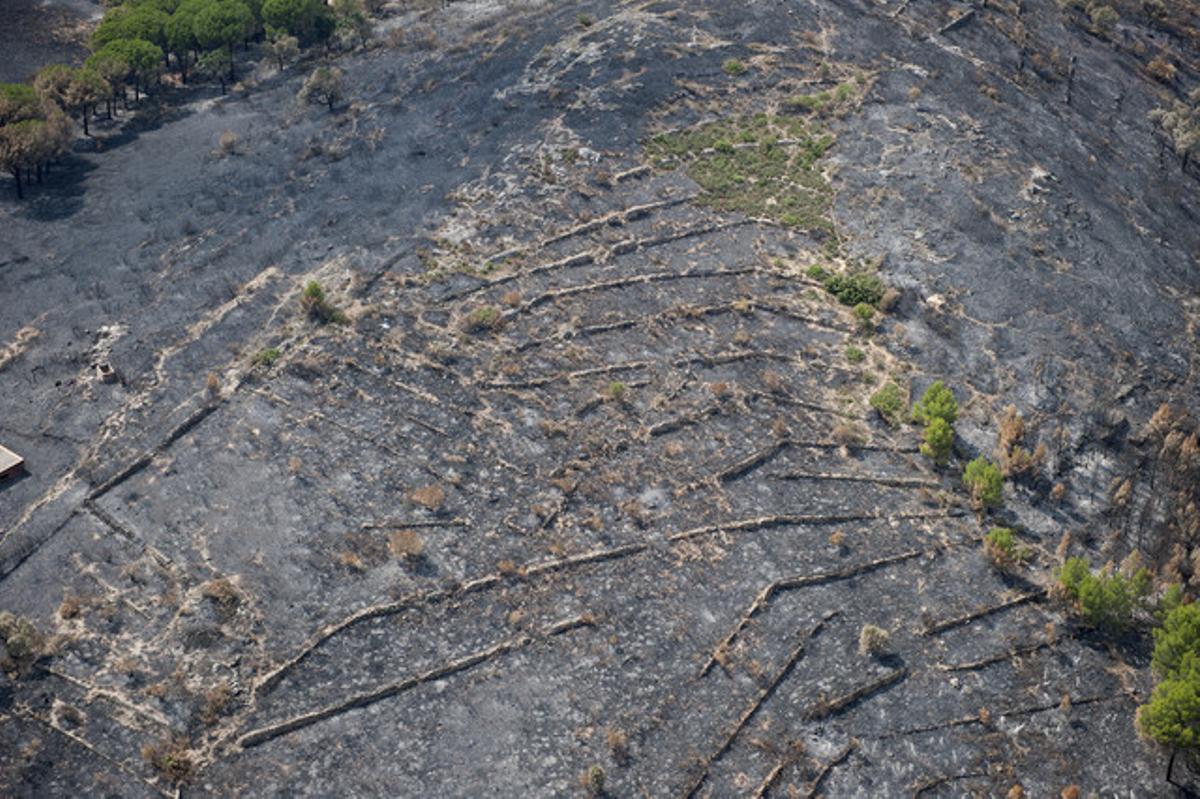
[1,0,1199,796]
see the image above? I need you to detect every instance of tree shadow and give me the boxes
[0,91,206,221]
[10,153,97,222]
[92,93,198,153]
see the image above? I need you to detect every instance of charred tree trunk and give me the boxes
[10,168,22,200]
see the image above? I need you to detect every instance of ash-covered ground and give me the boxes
[1,0,1198,796]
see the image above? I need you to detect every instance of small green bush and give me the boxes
[869,382,905,426]
[1090,4,1118,36]
[586,764,606,796]
[920,416,954,464]
[845,346,866,364]
[823,272,885,306]
[606,380,628,401]
[0,611,43,662]
[723,58,747,76]
[853,302,875,332]
[963,457,1004,508]
[912,381,957,426]
[460,305,503,334]
[252,347,282,367]
[806,264,828,280]
[300,280,347,324]
[1056,556,1151,633]
[983,527,1030,566]
[858,624,891,656]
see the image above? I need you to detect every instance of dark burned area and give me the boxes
[1,0,1199,797]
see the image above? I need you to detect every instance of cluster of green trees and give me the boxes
[90,0,348,86]
[2,0,376,198]
[0,84,74,199]
[1140,599,1200,770]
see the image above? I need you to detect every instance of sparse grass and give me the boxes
[58,594,89,620]
[832,421,867,446]
[783,81,859,114]
[606,729,630,765]
[606,380,628,402]
[460,305,504,334]
[142,738,194,783]
[199,681,233,726]
[722,58,747,76]
[252,347,282,367]
[646,114,836,233]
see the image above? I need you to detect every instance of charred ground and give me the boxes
[1,0,1199,796]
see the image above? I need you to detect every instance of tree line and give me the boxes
[1,0,379,199]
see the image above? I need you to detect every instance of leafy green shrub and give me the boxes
[1137,660,1200,749]
[963,457,1004,509]
[252,347,282,367]
[823,272,885,307]
[1089,4,1118,36]
[806,264,828,280]
[585,764,606,796]
[1159,584,1186,621]
[0,611,43,662]
[912,381,957,426]
[1153,601,1200,678]
[606,380,628,401]
[723,58,747,76]
[858,624,890,656]
[853,302,875,332]
[300,280,347,324]
[869,382,905,427]
[1056,556,1151,633]
[920,417,954,464]
[983,527,1030,567]
[845,346,866,364]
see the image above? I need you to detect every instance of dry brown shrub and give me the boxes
[410,484,446,511]
[388,529,425,560]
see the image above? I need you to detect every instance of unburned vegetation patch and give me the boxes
[645,113,836,235]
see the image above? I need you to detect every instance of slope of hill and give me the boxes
[1,0,1198,795]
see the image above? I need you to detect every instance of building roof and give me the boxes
[0,444,23,478]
